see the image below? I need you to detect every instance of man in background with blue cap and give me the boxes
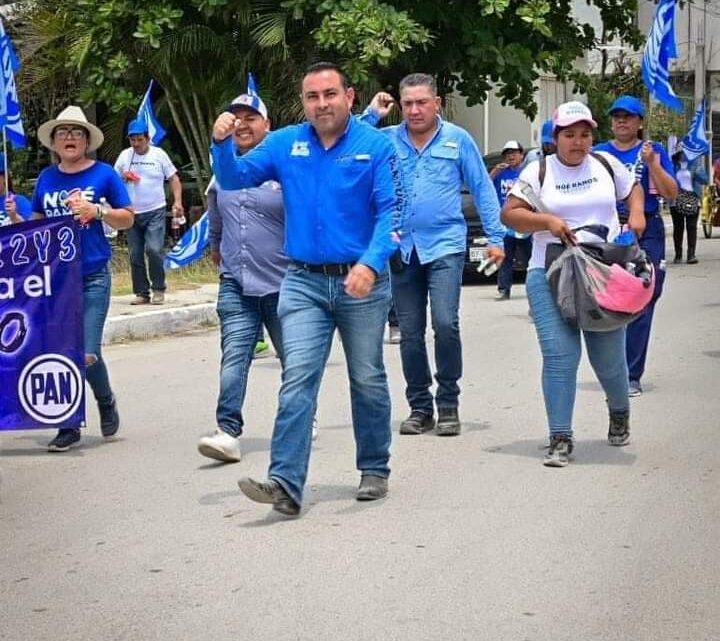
[114,118,184,305]
[595,95,678,397]
[523,119,556,167]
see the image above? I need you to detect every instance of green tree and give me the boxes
[14,0,646,198]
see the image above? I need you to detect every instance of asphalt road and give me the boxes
[2,234,719,641]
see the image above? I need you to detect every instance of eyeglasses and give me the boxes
[54,127,87,140]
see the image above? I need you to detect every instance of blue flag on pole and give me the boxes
[137,80,167,145]
[164,212,210,269]
[680,99,709,163]
[0,18,26,148]
[641,0,683,112]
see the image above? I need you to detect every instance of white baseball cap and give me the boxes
[501,140,523,152]
[552,101,597,131]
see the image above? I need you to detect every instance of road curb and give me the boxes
[104,303,218,345]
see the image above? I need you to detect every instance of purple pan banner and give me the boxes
[0,217,85,430]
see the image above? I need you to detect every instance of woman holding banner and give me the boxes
[23,106,134,451]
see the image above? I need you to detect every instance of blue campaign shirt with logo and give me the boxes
[493,165,527,238]
[31,162,131,275]
[0,192,32,224]
[210,116,400,274]
[593,141,676,215]
[360,110,504,264]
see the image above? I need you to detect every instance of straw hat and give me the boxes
[37,105,104,152]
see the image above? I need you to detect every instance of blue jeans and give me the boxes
[391,249,464,414]
[497,235,531,295]
[216,277,283,437]
[84,266,113,407]
[626,214,666,383]
[269,266,392,506]
[526,269,629,437]
[127,207,167,296]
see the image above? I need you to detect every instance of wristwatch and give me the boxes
[95,201,110,221]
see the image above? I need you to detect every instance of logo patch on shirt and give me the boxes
[443,141,459,149]
[354,154,371,161]
[290,141,310,157]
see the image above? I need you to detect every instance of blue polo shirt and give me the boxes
[593,140,676,216]
[210,116,401,275]
[360,112,504,264]
[31,161,131,276]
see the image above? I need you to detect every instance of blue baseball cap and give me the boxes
[127,118,149,136]
[608,95,646,118]
[541,119,554,144]
[227,92,268,119]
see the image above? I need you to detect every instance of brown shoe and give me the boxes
[151,291,165,305]
[130,295,151,305]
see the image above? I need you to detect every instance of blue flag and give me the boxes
[137,80,167,145]
[0,18,26,148]
[641,0,683,112]
[164,212,209,269]
[680,99,709,163]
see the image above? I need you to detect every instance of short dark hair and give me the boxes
[302,62,349,90]
[399,73,437,95]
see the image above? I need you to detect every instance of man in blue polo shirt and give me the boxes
[595,95,677,397]
[211,62,401,517]
[365,74,505,437]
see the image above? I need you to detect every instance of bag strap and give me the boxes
[539,152,614,189]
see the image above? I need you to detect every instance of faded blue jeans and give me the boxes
[215,277,283,437]
[526,268,629,437]
[390,249,464,414]
[127,207,167,297]
[269,265,392,507]
[84,266,114,406]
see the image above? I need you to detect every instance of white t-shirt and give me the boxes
[509,153,634,269]
[114,145,178,214]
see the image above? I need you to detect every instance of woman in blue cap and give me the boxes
[594,95,678,397]
[0,153,33,225]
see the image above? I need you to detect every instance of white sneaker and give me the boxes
[197,429,242,462]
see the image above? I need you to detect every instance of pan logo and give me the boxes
[19,354,83,424]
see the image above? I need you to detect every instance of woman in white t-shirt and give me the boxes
[501,101,644,468]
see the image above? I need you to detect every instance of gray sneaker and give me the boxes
[357,475,388,501]
[543,434,573,467]
[399,411,434,435]
[628,380,642,397]
[436,407,461,436]
[238,477,300,517]
[608,411,630,446]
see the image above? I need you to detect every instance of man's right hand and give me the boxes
[212,112,237,143]
[369,92,395,119]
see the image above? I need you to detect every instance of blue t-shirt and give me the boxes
[493,165,522,207]
[593,140,676,216]
[31,162,131,275]
[0,192,32,225]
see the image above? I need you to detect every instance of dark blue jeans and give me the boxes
[391,249,464,414]
[127,207,167,297]
[268,265,392,507]
[626,215,666,383]
[497,235,531,295]
[215,277,283,437]
[84,266,113,406]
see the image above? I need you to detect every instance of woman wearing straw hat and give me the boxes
[28,105,134,451]
[501,101,644,467]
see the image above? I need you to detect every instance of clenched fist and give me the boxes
[213,112,238,143]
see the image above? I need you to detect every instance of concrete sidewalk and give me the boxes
[104,283,219,345]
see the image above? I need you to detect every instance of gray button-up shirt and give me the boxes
[207,177,288,297]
